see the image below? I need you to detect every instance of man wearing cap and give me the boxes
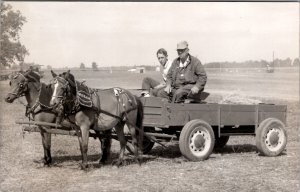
[157,41,207,103]
[141,48,172,97]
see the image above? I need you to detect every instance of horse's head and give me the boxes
[49,70,75,112]
[5,70,40,103]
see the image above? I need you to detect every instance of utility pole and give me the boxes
[273,51,274,67]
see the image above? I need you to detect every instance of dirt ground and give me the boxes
[0,68,299,192]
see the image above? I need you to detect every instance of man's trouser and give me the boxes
[157,84,199,103]
[142,77,166,96]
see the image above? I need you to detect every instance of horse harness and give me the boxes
[55,77,137,124]
[97,88,138,122]
[25,84,56,120]
[9,73,55,120]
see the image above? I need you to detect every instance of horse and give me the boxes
[4,70,111,167]
[49,70,144,169]
[5,70,57,166]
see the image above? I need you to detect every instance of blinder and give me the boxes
[8,73,29,97]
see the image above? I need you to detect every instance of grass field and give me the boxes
[0,68,299,192]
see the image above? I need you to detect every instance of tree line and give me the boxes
[205,58,299,68]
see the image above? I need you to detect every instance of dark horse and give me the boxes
[4,70,111,167]
[49,70,144,169]
[5,70,56,166]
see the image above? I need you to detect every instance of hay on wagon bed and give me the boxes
[219,92,262,105]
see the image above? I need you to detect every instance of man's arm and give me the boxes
[164,59,177,93]
[166,59,177,86]
[194,61,207,90]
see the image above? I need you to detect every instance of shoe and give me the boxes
[141,91,150,97]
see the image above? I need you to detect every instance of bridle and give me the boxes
[8,73,29,98]
[50,76,72,111]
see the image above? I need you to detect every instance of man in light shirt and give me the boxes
[158,41,207,103]
[141,48,172,96]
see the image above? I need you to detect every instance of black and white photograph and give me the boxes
[0,1,299,191]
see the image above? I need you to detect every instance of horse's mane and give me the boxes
[23,70,41,82]
[59,71,76,95]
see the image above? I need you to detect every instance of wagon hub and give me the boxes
[194,134,205,149]
[267,130,279,146]
[190,129,208,152]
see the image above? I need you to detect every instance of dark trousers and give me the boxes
[142,77,165,96]
[142,77,159,90]
[157,84,197,103]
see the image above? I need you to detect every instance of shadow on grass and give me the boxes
[214,144,258,154]
[147,144,182,159]
[35,144,285,169]
[51,154,100,163]
[44,151,157,168]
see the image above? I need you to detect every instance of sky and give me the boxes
[8,2,299,68]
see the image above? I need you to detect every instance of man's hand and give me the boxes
[191,86,200,94]
[164,84,172,94]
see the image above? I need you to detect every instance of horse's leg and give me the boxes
[99,129,112,165]
[39,127,52,166]
[114,122,127,167]
[77,124,90,170]
[95,130,112,165]
[127,123,141,165]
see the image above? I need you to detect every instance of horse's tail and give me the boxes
[134,95,144,154]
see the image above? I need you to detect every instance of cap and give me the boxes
[177,41,188,49]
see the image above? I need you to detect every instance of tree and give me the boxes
[292,58,300,67]
[92,61,98,71]
[0,3,28,68]
[80,62,85,70]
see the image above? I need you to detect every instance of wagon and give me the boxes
[16,95,287,161]
[139,96,287,161]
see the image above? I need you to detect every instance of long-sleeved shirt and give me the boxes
[160,59,172,82]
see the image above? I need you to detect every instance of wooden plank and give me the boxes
[144,107,163,115]
[23,125,78,136]
[16,120,63,128]
[259,112,287,124]
[15,120,77,130]
[258,104,287,112]
[141,97,166,107]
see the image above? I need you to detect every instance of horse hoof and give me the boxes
[34,158,51,166]
[112,159,124,167]
[80,163,89,170]
[99,160,108,167]
[44,158,52,166]
[44,162,51,167]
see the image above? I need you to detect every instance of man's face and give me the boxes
[157,53,167,66]
[177,48,189,60]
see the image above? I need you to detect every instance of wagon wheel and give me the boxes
[256,118,287,156]
[179,119,215,161]
[214,136,230,149]
[126,127,155,154]
[140,127,155,154]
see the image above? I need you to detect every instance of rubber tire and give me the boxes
[214,136,230,149]
[256,118,287,156]
[141,137,155,154]
[179,119,215,161]
[126,127,155,155]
